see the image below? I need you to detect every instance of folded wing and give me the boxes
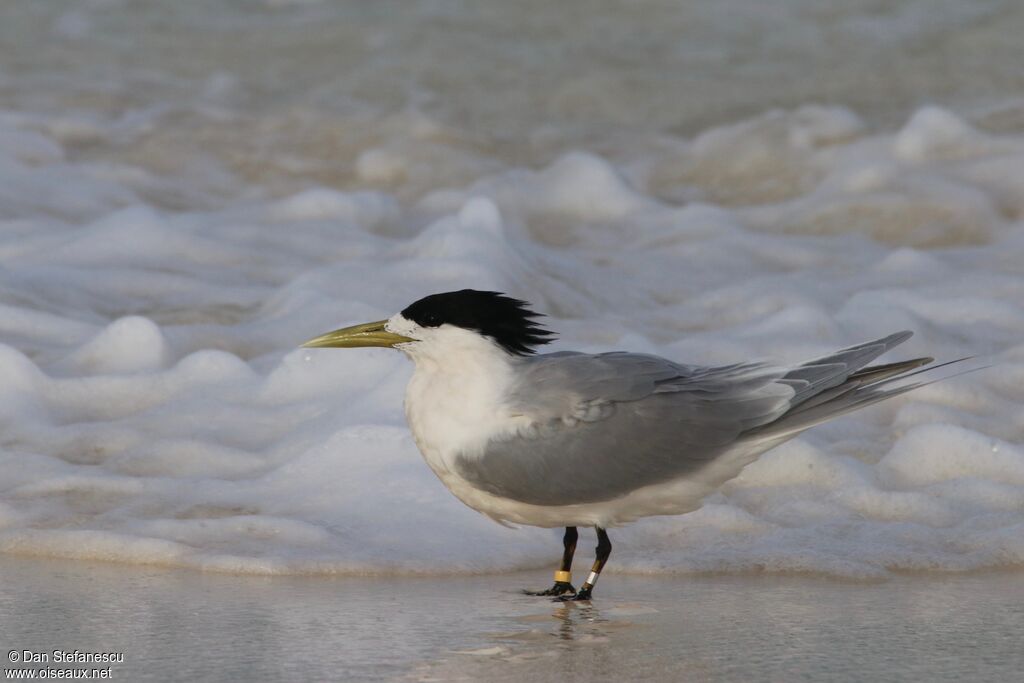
[454,332,929,506]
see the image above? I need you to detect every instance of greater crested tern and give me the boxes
[304,289,951,600]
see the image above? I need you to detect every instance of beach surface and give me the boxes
[2,556,1022,682]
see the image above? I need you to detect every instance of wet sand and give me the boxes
[1,556,1021,682]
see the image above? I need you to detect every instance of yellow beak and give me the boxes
[301,320,414,349]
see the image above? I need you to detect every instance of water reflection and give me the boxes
[4,559,1021,682]
[550,601,609,642]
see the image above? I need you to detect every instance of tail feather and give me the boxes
[742,333,974,442]
[849,356,934,384]
[776,331,916,407]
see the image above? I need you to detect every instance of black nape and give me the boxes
[401,289,555,355]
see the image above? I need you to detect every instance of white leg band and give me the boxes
[585,571,600,587]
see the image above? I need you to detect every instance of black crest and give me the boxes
[401,289,555,355]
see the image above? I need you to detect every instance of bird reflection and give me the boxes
[551,600,608,642]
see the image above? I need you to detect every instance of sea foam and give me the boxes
[0,100,1021,578]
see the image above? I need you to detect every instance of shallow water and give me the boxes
[1,556,1022,682]
[1,1,1024,580]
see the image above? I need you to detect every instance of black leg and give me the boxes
[524,527,578,596]
[558,527,611,601]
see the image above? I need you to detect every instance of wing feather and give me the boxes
[453,332,937,507]
[454,352,792,505]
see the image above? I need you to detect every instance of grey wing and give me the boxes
[453,351,795,505]
[453,332,923,506]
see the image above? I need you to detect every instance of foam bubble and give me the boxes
[59,316,169,375]
[894,107,989,162]
[270,188,398,226]
[879,425,1024,488]
[533,152,652,219]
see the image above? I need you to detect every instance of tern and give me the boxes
[304,289,951,600]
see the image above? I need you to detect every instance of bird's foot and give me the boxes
[523,581,576,597]
[554,586,592,602]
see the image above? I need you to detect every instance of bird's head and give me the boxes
[302,289,555,358]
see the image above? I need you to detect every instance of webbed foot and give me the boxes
[554,586,592,602]
[523,581,577,597]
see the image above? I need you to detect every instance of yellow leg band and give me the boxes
[554,570,572,583]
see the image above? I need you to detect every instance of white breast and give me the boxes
[398,324,532,480]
